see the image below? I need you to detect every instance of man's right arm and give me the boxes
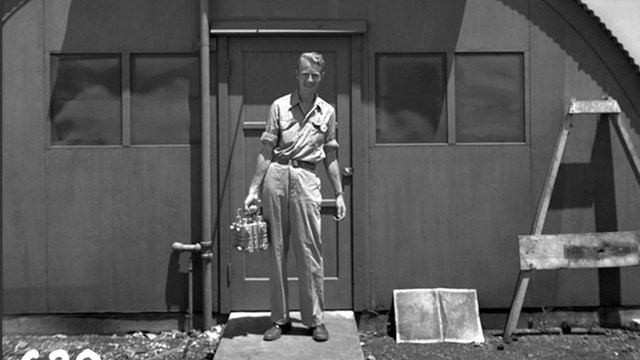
[244,143,275,210]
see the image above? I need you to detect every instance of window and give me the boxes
[455,53,524,143]
[49,53,200,147]
[50,55,122,146]
[376,54,447,144]
[375,52,525,145]
[131,55,200,145]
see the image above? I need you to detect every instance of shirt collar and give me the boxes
[290,90,323,114]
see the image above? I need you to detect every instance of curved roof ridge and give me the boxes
[576,0,640,74]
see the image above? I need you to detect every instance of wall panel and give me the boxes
[2,0,48,313]
[35,0,201,313]
[370,146,530,308]
[45,148,199,312]
[367,0,532,309]
[45,0,198,53]
[211,0,362,22]
[369,0,528,51]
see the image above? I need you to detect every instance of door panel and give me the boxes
[220,36,352,310]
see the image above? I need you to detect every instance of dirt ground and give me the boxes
[358,311,640,360]
[2,327,223,360]
[4,321,640,359]
[359,329,640,360]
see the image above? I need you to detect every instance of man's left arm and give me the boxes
[323,148,346,221]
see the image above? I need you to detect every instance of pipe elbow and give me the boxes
[172,242,202,252]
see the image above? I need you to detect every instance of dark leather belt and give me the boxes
[274,157,316,171]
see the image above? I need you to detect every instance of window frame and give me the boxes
[48,52,124,149]
[46,51,201,149]
[373,50,529,147]
[374,52,449,145]
[454,51,526,144]
[130,53,201,146]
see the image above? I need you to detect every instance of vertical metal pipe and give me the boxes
[199,0,214,330]
[0,0,3,323]
[172,243,201,331]
[187,255,194,331]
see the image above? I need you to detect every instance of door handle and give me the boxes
[342,167,354,177]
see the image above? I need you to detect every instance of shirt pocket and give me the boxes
[278,118,297,131]
[278,117,300,146]
[307,117,328,147]
[310,116,328,134]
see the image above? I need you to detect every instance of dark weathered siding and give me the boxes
[365,0,640,310]
[3,0,203,313]
[367,0,532,309]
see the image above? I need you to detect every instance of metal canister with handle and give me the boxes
[230,205,269,252]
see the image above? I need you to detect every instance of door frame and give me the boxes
[211,21,368,313]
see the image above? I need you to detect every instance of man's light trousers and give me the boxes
[262,162,324,328]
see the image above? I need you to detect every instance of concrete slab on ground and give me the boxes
[214,311,364,360]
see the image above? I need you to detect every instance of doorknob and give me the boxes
[342,167,354,177]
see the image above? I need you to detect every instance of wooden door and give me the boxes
[219,36,352,311]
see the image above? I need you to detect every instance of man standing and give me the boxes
[244,52,346,342]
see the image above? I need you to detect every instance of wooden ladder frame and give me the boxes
[503,98,640,342]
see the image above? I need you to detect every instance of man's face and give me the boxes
[296,59,323,94]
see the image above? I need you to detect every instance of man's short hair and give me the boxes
[297,52,325,71]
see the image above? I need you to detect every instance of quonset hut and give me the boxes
[3,0,640,331]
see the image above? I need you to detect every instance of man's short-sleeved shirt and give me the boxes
[260,91,339,163]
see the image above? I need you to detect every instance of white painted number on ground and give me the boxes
[21,348,101,360]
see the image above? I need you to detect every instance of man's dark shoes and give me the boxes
[311,324,329,342]
[263,322,292,341]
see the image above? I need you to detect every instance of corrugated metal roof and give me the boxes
[577,0,640,73]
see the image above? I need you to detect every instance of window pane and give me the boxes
[131,55,200,145]
[376,54,447,144]
[50,55,121,146]
[455,53,524,143]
